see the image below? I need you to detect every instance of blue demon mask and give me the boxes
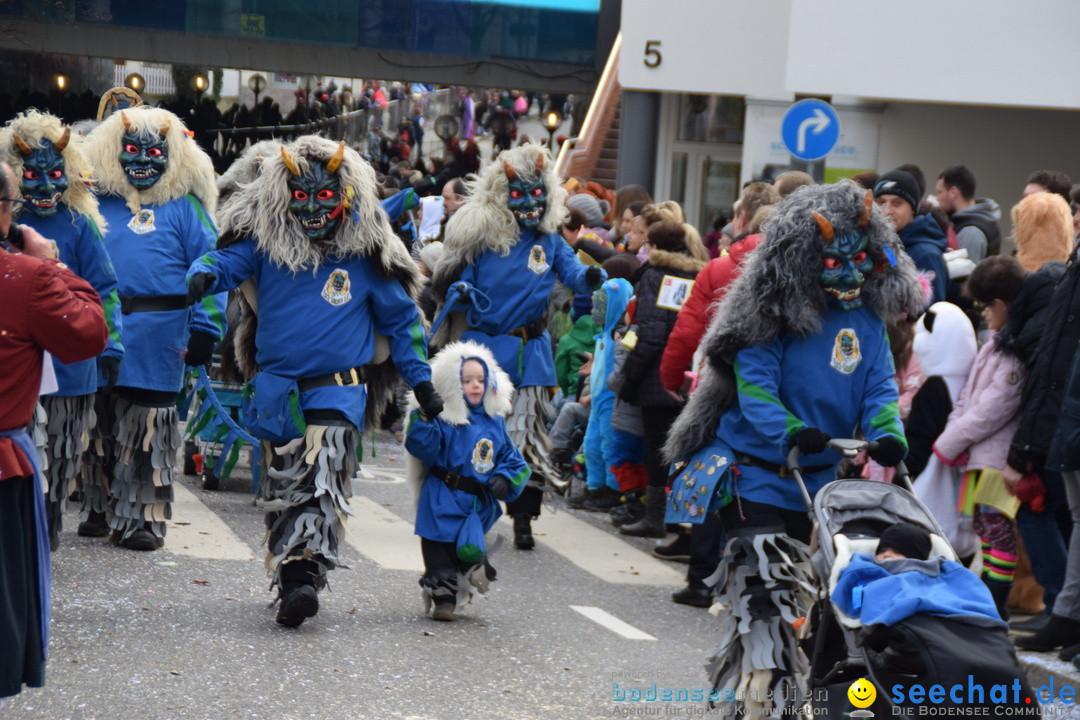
[819,228,875,311]
[119,131,168,190]
[507,175,546,229]
[19,138,68,217]
[287,160,343,241]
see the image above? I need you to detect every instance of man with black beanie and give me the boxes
[875,169,948,304]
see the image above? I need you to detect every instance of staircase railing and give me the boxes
[555,32,622,181]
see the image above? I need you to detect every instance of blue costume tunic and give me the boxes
[24,209,123,396]
[716,304,905,511]
[187,237,431,431]
[406,403,529,555]
[98,194,225,392]
[458,227,595,387]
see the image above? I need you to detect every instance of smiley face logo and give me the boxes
[848,678,876,708]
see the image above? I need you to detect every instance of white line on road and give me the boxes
[346,496,425,572]
[498,511,684,586]
[569,605,657,641]
[167,483,256,560]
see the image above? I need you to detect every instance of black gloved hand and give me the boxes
[413,381,444,419]
[186,272,216,307]
[184,331,216,367]
[789,427,831,456]
[585,265,604,289]
[488,475,510,500]
[617,380,639,404]
[869,436,906,468]
[99,356,121,392]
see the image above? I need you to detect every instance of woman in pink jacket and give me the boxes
[933,256,1028,620]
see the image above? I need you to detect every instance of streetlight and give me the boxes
[542,110,562,151]
[124,73,145,93]
[190,73,209,100]
[52,73,70,117]
[247,73,266,107]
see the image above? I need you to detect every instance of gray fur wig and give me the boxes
[664,181,925,463]
[84,106,217,216]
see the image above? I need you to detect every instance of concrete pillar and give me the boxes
[616,89,661,195]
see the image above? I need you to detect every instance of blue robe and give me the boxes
[98,194,225,392]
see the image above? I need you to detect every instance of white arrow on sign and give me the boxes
[797,108,831,155]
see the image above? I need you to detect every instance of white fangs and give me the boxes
[302,214,330,229]
[826,287,861,301]
[126,167,159,179]
[30,192,62,208]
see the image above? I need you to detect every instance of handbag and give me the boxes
[665,438,734,524]
[241,371,307,443]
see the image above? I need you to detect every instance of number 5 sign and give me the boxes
[643,40,662,68]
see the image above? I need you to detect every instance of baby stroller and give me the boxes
[792,439,1037,719]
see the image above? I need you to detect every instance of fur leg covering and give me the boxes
[506,386,557,488]
[108,397,180,541]
[259,424,358,594]
[79,391,115,523]
[40,394,95,515]
[420,562,496,615]
[706,532,817,718]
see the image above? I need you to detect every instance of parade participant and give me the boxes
[0,111,123,548]
[0,174,108,700]
[431,143,604,549]
[664,182,923,716]
[405,340,528,621]
[83,107,224,551]
[186,135,440,628]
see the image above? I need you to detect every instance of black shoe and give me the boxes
[78,511,110,538]
[672,585,713,608]
[276,585,319,628]
[583,487,621,512]
[120,528,158,552]
[48,514,61,552]
[653,531,692,562]
[513,514,535,550]
[1014,615,1080,651]
[1060,641,1080,662]
[431,601,455,622]
[1010,614,1050,632]
[611,502,645,527]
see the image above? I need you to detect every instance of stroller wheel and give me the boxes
[182,442,199,475]
[202,468,220,491]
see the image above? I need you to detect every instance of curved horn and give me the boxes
[12,133,32,157]
[120,111,132,133]
[326,141,345,173]
[811,211,835,243]
[535,152,545,174]
[501,159,516,181]
[159,120,170,137]
[54,127,71,152]
[280,146,301,176]
[858,189,873,227]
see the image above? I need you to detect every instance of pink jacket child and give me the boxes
[933,331,1026,473]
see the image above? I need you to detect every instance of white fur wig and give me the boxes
[0,109,107,230]
[404,340,514,501]
[216,139,282,208]
[84,106,217,216]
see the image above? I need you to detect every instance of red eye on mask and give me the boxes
[22,170,38,180]
[531,188,544,197]
[852,251,868,264]
[123,144,138,154]
[823,257,841,270]
[292,190,309,201]
[147,147,163,158]
[47,170,63,180]
[509,190,523,199]
[316,189,336,200]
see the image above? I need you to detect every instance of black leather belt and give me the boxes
[736,453,832,479]
[507,316,547,342]
[430,465,486,497]
[119,295,188,314]
[297,366,367,392]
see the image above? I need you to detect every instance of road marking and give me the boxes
[354,466,407,484]
[569,605,657,641]
[498,511,684,586]
[346,496,424,572]
[167,483,256,560]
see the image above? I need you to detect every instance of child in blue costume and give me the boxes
[665,182,926,718]
[187,136,441,628]
[0,110,124,548]
[431,144,605,549]
[405,340,529,621]
[83,107,224,552]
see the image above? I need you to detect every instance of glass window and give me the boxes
[676,94,745,144]
[700,158,740,230]
[670,152,688,207]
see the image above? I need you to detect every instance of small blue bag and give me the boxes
[665,438,735,524]
[241,371,307,443]
[456,512,486,563]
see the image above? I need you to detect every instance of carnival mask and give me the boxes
[119,131,168,190]
[287,161,343,241]
[19,139,68,217]
[507,176,546,228]
[819,230,874,311]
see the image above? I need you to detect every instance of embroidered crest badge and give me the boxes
[527,244,549,274]
[830,328,862,375]
[127,209,156,234]
[472,438,495,474]
[321,269,352,306]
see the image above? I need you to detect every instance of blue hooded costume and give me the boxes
[584,277,633,492]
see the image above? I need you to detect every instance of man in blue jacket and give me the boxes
[875,169,948,304]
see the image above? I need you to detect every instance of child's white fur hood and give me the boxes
[408,340,514,425]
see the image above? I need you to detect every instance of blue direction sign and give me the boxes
[781,99,841,162]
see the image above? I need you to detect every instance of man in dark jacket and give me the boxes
[875,169,948,305]
[936,165,1001,261]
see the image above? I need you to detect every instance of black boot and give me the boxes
[1015,614,1080,652]
[619,486,667,538]
[672,582,713,607]
[984,578,1011,622]
[78,511,110,538]
[513,514,535,550]
[121,526,158,551]
[653,528,692,562]
[611,494,646,526]
[47,499,62,552]
[276,559,322,628]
